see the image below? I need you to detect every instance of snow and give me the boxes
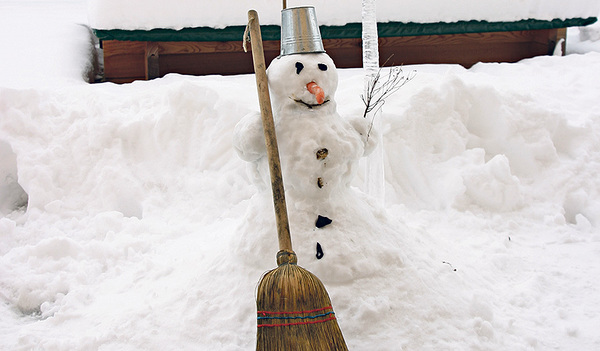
[2,0,600,350]
[234,52,378,222]
[88,0,600,30]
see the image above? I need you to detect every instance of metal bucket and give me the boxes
[280,6,325,56]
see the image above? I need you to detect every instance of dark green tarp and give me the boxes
[94,17,597,42]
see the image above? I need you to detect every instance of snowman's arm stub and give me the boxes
[348,116,379,157]
[233,111,266,162]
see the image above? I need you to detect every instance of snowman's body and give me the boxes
[234,52,377,224]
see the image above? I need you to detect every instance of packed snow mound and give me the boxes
[383,76,558,211]
[88,0,600,30]
[3,1,600,349]
[234,53,377,211]
[0,64,598,349]
[2,54,600,349]
[233,52,386,285]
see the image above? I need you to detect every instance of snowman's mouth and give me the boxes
[293,98,330,109]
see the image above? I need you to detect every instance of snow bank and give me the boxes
[2,1,600,350]
[2,55,600,349]
[88,0,600,30]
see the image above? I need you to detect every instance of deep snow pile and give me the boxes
[88,0,600,30]
[2,1,600,350]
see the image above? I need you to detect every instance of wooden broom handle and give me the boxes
[247,10,294,255]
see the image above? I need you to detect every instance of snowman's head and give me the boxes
[267,53,338,116]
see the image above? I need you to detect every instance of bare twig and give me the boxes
[361,56,415,138]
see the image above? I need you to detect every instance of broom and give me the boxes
[245,9,348,351]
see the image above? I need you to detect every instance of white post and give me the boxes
[362,0,385,204]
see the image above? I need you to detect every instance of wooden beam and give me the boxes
[100,28,564,83]
[344,28,560,68]
[145,42,160,80]
[102,40,146,82]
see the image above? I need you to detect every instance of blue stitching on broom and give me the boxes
[257,306,337,328]
[257,316,338,328]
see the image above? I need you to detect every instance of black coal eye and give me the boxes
[295,62,304,74]
[318,63,328,71]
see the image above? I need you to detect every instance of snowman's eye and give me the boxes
[318,63,328,71]
[295,62,304,74]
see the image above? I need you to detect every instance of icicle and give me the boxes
[362,0,379,75]
[362,0,385,205]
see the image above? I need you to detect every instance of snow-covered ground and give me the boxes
[2,1,600,350]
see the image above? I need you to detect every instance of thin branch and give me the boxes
[361,57,415,139]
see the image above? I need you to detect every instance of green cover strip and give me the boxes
[93,17,597,42]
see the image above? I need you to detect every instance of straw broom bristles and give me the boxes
[256,251,348,350]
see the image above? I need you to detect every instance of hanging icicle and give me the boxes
[361,0,379,75]
[361,0,384,203]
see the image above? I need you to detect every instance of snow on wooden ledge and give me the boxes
[88,0,600,31]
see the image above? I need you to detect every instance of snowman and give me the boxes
[234,6,378,259]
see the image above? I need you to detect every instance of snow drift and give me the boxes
[1,1,600,350]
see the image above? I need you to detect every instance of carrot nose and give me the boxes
[306,82,325,104]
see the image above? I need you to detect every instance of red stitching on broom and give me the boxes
[257,306,332,315]
[257,316,337,328]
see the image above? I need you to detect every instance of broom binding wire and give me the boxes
[276,249,297,265]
